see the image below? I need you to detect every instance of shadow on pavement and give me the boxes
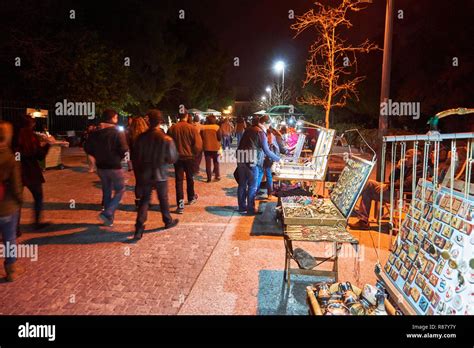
[222,187,237,197]
[22,201,138,212]
[205,206,237,217]
[22,224,133,245]
[250,201,283,237]
[257,270,333,315]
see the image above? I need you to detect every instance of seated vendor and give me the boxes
[349,145,455,230]
[348,148,429,230]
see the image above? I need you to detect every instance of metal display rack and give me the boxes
[376,131,474,315]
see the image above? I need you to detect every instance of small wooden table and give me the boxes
[283,224,359,287]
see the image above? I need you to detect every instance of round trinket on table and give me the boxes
[325,303,350,315]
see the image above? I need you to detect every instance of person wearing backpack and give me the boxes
[0,121,25,282]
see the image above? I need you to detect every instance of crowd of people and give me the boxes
[0,107,472,283]
[82,109,294,241]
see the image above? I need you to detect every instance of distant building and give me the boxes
[233,101,253,117]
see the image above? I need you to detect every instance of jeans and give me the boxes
[174,159,196,208]
[236,132,244,146]
[136,181,172,228]
[97,169,125,221]
[1,210,19,266]
[205,151,220,180]
[194,152,203,174]
[222,135,232,149]
[237,163,259,213]
[257,166,273,195]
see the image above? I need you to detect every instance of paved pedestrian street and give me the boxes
[0,148,390,315]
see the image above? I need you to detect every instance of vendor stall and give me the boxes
[280,153,376,286]
[273,126,335,182]
[375,131,474,315]
[27,108,70,169]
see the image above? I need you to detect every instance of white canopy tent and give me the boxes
[202,108,222,116]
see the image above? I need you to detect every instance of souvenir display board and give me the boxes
[281,155,375,226]
[329,156,375,219]
[383,179,474,315]
[273,128,336,181]
[281,134,306,163]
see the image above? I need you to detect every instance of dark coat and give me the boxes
[132,127,178,183]
[17,129,50,186]
[84,125,128,169]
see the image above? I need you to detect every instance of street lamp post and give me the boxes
[266,86,272,105]
[377,0,395,180]
[274,61,286,104]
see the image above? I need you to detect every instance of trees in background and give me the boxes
[291,0,378,128]
[0,0,233,116]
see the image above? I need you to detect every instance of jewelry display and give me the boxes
[273,128,336,181]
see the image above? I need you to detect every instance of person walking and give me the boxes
[83,124,97,173]
[219,117,234,149]
[16,115,51,231]
[192,115,203,175]
[132,110,179,240]
[200,115,222,182]
[168,112,202,214]
[84,109,128,226]
[0,121,25,281]
[127,116,149,208]
[235,117,246,146]
[236,115,281,215]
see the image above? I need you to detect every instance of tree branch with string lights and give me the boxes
[291,0,379,128]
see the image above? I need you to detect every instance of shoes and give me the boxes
[256,195,268,201]
[34,222,51,231]
[99,213,114,226]
[235,208,247,214]
[174,209,184,215]
[348,220,370,230]
[247,211,263,216]
[164,219,179,229]
[206,179,212,183]
[215,177,221,181]
[188,195,198,205]
[134,225,144,240]
[5,263,26,282]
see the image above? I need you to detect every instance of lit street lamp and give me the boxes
[273,61,286,104]
[266,86,272,105]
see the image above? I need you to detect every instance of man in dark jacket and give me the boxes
[168,112,203,214]
[236,115,281,215]
[84,109,128,226]
[132,110,179,240]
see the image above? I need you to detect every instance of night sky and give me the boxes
[1,0,473,128]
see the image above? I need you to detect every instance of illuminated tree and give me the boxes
[292,0,378,128]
